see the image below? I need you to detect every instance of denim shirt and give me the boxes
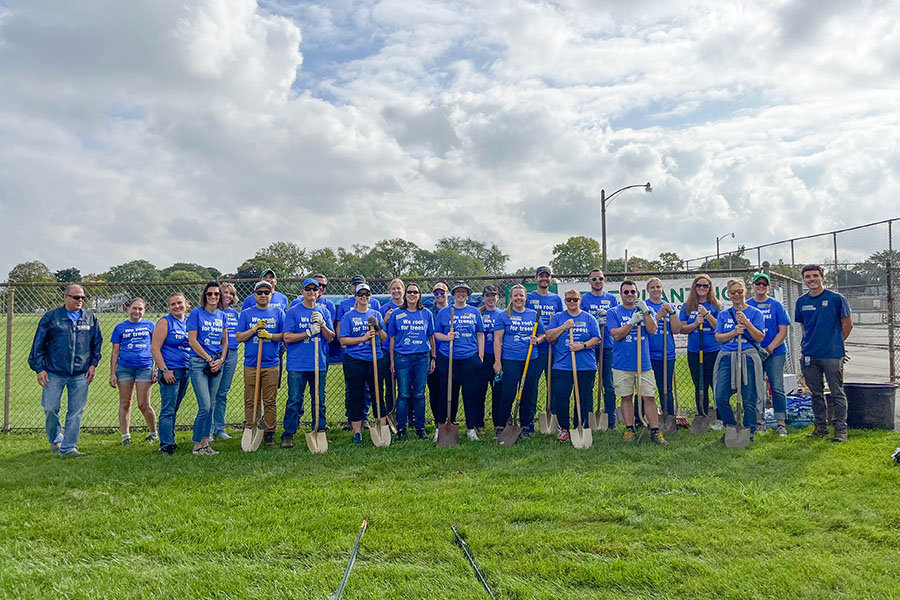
[29,306,103,376]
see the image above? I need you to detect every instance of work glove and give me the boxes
[367,316,381,332]
[308,323,321,337]
[252,319,268,332]
[257,329,273,340]
[594,307,607,327]
[310,311,325,326]
[628,311,643,326]
[635,298,651,316]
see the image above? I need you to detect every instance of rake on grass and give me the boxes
[329,519,368,600]
[451,525,497,600]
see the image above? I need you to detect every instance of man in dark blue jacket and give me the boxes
[28,284,102,457]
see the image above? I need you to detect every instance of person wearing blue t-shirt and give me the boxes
[291,274,340,361]
[339,283,388,445]
[435,281,485,441]
[794,264,852,441]
[546,290,601,442]
[109,297,157,446]
[580,269,619,426]
[608,281,667,445]
[281,278,334,448]
[526,266,564,434]
[493,285,546,439]
[151,293,191,455]
[211,282,240,441]
[678,273,722,424]
[645,278,682,421]
[241,268,290,311]
[746,272,791,436]
[476,285,504,439]
[236,280,285,447]
[379,278,406,425]
[186,282,229,456]
[388,282,435,440]
[336,275,381,428]
[713,279,766,440]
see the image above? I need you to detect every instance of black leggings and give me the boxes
[687,350,718,416]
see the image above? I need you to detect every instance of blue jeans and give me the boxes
[211,351,238,436]
[651,357,676,415]
[284,369,327,435]
[157,368,189,448]
[41,372,89,454]
[395,352,429,430]
[498,358,543,428]
[189,356,223,443]
[761,353,787,421]
[714,354,757,429]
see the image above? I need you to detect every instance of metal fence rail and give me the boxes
[1,269,803,433]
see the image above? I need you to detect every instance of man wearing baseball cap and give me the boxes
[242,268,289,311]
[526,266,563,433]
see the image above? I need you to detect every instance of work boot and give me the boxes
[833,431,849,442]
[397,429,407,440]
[807,426,829,438]
[651,431,668,445]
[416,428,426,440]
[623,430,636,442]
[281,434,294,449]
[264,432,275,446]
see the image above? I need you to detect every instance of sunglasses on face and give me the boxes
[621,290,637,295]
[67,295,86,301]
[695,283,710,289]
[255,290,271,296]
[357,292,371,297]
[304,287,318,292]
[406,290,420,295]
[565,297,580,303]
[754,281,769,287]
[317,283,327,289]
[433,290,446,296]
[590,277,604,282]
[206,292,220,297]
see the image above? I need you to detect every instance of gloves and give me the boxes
[310,311,325,326]
[635,299,650,316]
[367,316,381,332]
[252,319,268,332]
[628,311,643,326]
[594,307,607,327]
[257,329,273,340]
[308,323,321,337]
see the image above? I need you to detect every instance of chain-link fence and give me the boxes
[1,269,802,433]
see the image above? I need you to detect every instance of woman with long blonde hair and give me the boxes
[678,274,722,421]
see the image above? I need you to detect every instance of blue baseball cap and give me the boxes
[302,278,320,289]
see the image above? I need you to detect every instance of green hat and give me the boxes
[752,272,770,284]
[260,268,277,279]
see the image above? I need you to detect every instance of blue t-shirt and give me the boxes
[607,305,653,371]
[494,308,544,362]
[527,291,563,353]
[715,305,766,353]
[678,302,721,353]
[380,300,406,351]
[794,289,851,359]
[549,311,601,371]
[580,291,618,348]
[238,306,284,368]
[283,303,332,371]
[646,300,676,361]
[746,297,791,357]
[340,308,385,361]
[65,310,82,324]
[435,305,485,359]
[388,308,435,355]
[186,307,226,357]
[223,307,239,355]
[111,319,155,368]
[480,307,505,355]
[158,314,190,370]
[242,290,289,312]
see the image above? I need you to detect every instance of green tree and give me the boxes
[102,260,161,282]
[306,248,342,277]
[239,241,308,279]
[9,260,54,282]
[166,270,206,281]
[550,236,602,274]
[161,263,217,281]
[54,267,82,283]
[656,252,683,272]
[855,250,900,285]
[435,237,509,273]
[367,238,423,276]
[418,249,485,277]
[8,261,58,311]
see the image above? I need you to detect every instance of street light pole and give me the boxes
[716,231,735,262]
[601,182,652,272]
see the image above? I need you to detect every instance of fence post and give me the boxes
[4,285,13,433]
[833,232,839,290]
[889,259,896,382]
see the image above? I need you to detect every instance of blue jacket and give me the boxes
[28,307,103,376]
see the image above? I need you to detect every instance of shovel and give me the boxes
[305,335,328,454]
[660,317,677,434]
[589,326,606,431]
[724,336,752,448]
[691,321,712,434]
[386,373,399,435]
[367,320,391,447]
[569,329,592,449]
[437,308,459,447]
[241,339,265,452]
[538,352,559,434]
[634,322,649,442]
[499,310,541,447]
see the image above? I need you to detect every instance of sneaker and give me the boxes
[416,428,426,440]
[623,430,636,442]
[158,444,176,455]
[353,433,363,445]
[50,442,60,453]
[281,434,294,449]
[775,424,787,437]
[60,449,85,458]
[807,426,829,438]
[213,432,232,441]
[397,429,407,441]
[518,430,530,441]
[756,422,767,434]
[264,432,275,446]
[433,429,440,442]
[476,427,485,437]
[557,430,570,442]
[121,436,132,446]
[493,427,504,440]
[466,429,479,441]
[523,424,535,434]
[192,445,218,455]
[833,431,849,442]
[145,432,159,442]
[650,431,668,445]
[710,420,724,431]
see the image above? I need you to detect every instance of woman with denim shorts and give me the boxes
[109,297,157,446]
[186,282,228,456]
[151,293,191,455]
[211,282,240,440]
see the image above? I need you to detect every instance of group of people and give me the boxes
[28,263,852,457]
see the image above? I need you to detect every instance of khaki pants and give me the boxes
[244,366,279,432]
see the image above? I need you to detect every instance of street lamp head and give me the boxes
[644,183,652,193]
[730,232,735,239]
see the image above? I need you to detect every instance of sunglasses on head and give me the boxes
[255,290,271,296]
[590,276,604,282]
[695,283,710,289]
[621,290,637,295]
[67,294,86,301]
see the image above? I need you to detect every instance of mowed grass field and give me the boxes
[2,426,900,599]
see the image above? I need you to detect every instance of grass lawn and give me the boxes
[2,426,900,599]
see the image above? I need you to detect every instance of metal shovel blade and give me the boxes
[249,427,264,451]
[497,425,522,447]
[724,424,751,448]
[437,422,459,447]
[538,412,558,435]
[691,414,711,435]
[570,426,593,450]
[587,411,600,432]
[370,423,392,447]
[386,413,398,435]
[306,430,328,454]
[241,427,254,451]
[660,413,678,434]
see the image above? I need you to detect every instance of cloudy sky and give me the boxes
[1,0,898,278]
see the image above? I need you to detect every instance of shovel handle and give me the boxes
[569,328,582,426]
[597,326,604,409]
[446,308,455,424]
[636,321,647,427]
[370,331,382,420]
[252,336,264,424]
[313,334,320,433]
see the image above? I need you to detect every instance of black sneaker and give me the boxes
[264,432,275,446]
[416,428,426,440]
[342,423,353,431]
[518,431,530,441]
[397,429,407,440]
[281,434,294,449]
[158,444,176,455]
[353,433,363,445]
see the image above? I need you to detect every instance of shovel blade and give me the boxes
[724,425,751,448]
[437,423,459,447]
[249,427,264,451]
[370,424,392,447]
[538,413,554,435]
[587,412,600,432]
[306,431,329,454]
[570,427,593,449]
[386,413,398,435]
[691,415,711,435]
[497,425,522,447]
[660,414,678,435]
[241,428,254,452]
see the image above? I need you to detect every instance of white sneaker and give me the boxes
[466,428,479,441]
[711,419,724,430]
[433,429,439,442]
